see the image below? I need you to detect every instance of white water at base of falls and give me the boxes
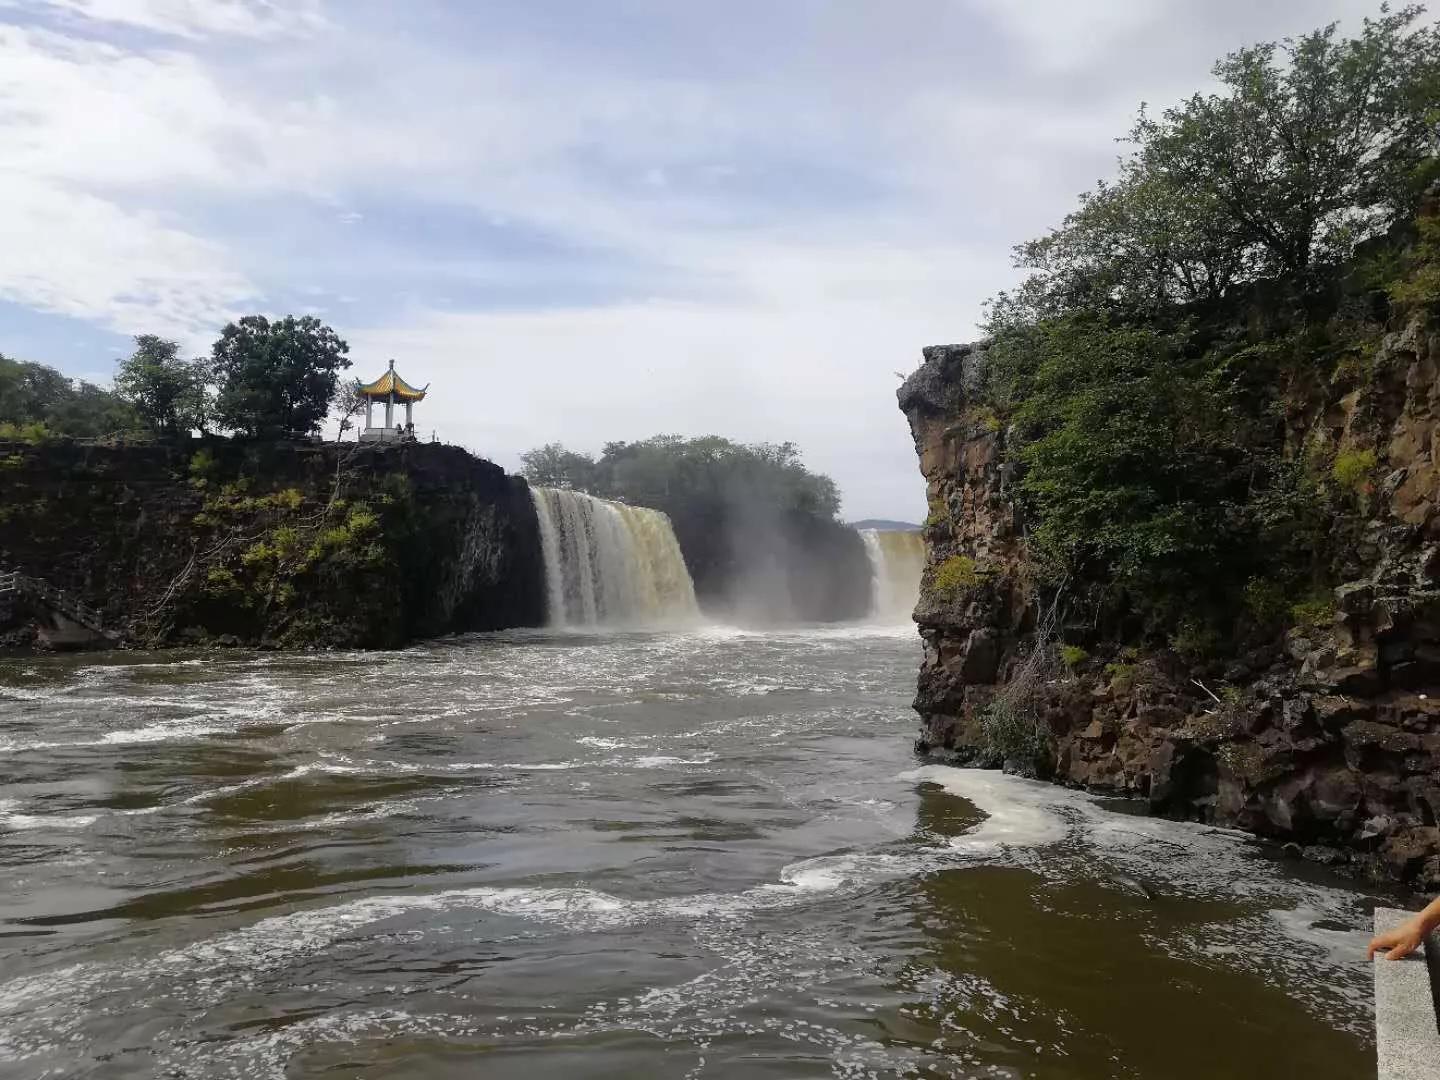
[860,528,925,622]
[531,488,700,628]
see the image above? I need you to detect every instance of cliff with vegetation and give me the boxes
[903,10,1440,888]
[0,440,544,650]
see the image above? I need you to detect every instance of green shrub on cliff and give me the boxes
[932,555,982,599]
[1388,213,1440,309]
[979,698,1048,773]
[0,421,52,444]
[1291,595,1338,631]
[987,317,1259,630]
[1332,448,1378,492]
[1103,662,1139,694]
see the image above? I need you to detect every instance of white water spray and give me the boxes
[860,529,925,622]
[530,488,699,627]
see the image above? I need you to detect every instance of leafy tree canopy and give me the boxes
[114,335,209,435]
[995,4,1440,325]
[211,315,351,438]
[519,442,602,491]
[521,434,842,522]
[0,353,141,439]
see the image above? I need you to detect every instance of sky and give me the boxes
[0,0,1394,522]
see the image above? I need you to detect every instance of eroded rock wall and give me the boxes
[900,328,1440,889]
[0,440,545,650]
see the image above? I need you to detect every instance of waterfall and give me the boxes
[530,488,699,628]
[860,529,925,622]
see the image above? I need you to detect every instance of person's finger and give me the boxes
[1369,941,1381,960]
[1385,941,1417,961]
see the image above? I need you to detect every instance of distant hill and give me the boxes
[849,519,920,532]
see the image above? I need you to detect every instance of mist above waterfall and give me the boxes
[531,488,698,628]
[860,529,924,622]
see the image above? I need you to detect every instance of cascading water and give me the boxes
[530,488,699,627]
[860,528,926,622]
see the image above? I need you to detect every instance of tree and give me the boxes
[0,353,70,426]
[113,335,208,435]
[996,5,1440,326]
[521,434,843,521]
[331,378,366,442]
[44,381,143,438]
[1136,5,1440,276]
[0,353,140,439]
[519,442,599,489]
[211,315,351,438]
[1006,162,1253,321]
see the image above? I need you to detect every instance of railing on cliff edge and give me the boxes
[0,571,117,640]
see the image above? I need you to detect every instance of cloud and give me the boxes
[0,178,256,342]
[963,0,1167,72]
[0,22,260,340]
[0,24,275,189]
[0,0,322,38]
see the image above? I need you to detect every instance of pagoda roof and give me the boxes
[359,360,428,401]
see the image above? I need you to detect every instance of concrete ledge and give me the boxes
[1375,907,1440,1079]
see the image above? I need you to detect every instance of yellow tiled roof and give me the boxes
[359,362,428,401]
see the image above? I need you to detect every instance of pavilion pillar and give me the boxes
[385,392,394,429]
[365,399,373,430]
[405,401,413,429]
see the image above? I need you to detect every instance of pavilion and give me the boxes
[358,360,428,442]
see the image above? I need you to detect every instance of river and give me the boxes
[0,625,1380,1078]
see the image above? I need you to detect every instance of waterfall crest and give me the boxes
[530,488,699,627]
[860,529,925,622]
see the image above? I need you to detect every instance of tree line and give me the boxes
[1,315,359,442]
[521,435,843,522]
[970,4,1440,649]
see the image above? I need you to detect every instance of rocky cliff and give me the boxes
[0,440,545,650]
[901,320,1440,889]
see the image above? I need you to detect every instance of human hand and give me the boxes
[1369,917,1426,961]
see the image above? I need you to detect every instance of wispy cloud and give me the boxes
[0,0,323,38]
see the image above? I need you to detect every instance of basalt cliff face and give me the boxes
[901,327,1440,890]
[0,440,545,650]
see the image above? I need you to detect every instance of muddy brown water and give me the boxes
[0,626,1379,1078]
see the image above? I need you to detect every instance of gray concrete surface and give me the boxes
[1374,907,1440,1080]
